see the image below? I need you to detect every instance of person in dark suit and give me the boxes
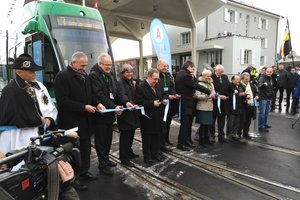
[89,53,123,176]
[157,59,178,151]
[116,64,140,167]
[135,68,165,165]
[175,61,210,151]
[54,51,98,191]
[210,64,230,143]
[238,72,258,139]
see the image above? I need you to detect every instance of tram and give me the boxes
[6,0,111,94]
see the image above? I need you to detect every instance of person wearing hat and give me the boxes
[0,53,57,154]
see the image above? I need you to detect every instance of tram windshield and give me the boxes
[48,15,109,73]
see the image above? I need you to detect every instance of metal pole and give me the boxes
[6,30,9,81]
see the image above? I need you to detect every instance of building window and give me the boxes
[260,56,266,66]
[181,32,191,45]
[258,17,268,30]
[261,38,268,48]
[240,13,242,18]
[240,49,253,65]
[210,50,222,65]
[224,8,238,23]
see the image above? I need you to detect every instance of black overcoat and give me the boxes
[54,66,93,139]
[211,73,231,116]
[175,69,210,116]
[135,80,164,134]
[89,64,118,124]
[116,77,140,131]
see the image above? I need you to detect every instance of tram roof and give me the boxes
[24,0,226,41]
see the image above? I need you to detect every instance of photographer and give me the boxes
[0,54,57,154]
[0,154,79,200]
[57,161,80,200]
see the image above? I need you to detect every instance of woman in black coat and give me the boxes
[117,64,140,167]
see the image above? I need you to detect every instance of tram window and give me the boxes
[43,38,59,89]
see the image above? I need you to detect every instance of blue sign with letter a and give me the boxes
[150,18,172,73]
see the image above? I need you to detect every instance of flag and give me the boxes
[93,0,98,9]
[280,19,292,59]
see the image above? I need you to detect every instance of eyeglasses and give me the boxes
[100,62,113,67]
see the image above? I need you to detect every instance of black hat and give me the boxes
[11,54,42,71]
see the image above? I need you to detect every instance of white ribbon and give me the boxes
[233,93,236,110]
[163,101,170,122]
[217,93,221,114]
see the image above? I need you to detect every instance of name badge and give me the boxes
[164,87,169,92]
[110,92,115,99]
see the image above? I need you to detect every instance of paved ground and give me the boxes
[78,106,300,200]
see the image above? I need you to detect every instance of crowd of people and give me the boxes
[0,51,300,196]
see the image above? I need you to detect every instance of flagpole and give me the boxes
[286,18,295,68]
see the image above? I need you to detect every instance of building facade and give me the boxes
[167,0,280,75]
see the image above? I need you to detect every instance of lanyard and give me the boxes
[162,73,167,87]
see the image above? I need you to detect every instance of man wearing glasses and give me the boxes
[89,53,123,176]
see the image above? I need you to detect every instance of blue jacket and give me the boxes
[294,78,300,99]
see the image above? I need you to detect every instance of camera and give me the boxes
[0,130,80,200]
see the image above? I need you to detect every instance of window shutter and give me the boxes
[264,56,267,65]
[251,50,255,64]
[235,11,238,23]
[258,17,262,29]
[265,19,269,30]
[265,38,268,48]
[224,8,229,22]
[240,49,245,65]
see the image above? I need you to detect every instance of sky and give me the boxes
[0,0,299,62]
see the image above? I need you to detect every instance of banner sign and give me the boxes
[150,18,172,73]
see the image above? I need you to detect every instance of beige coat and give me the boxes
[194,76,216,111]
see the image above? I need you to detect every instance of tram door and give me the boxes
[25,32,45,83]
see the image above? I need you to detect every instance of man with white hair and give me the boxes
[89,53,123,176]
[210,64,230,142]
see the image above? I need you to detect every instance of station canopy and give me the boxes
[25,0,226,41]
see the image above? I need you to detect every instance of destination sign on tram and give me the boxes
[55,16,103,30]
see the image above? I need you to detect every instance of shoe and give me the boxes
[108,160,117,167]
[199,139,206,148]
[144,159,155,165]
[185,141,196,148]
[121,160,135,167]
[259,128,269,133]
[166,140,173,146]
[99,166,114,176]
[218,137,228,143]
[243,135,252,139]
[153,155,165,162]
[264,124,271,128]
[177,144,191,151]
[129,152,139,159]
[161,146,173,152]
[80,172,98,181]
[72,179,88,191]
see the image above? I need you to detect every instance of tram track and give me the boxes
[91,141,210,200]
[132,137,291,200]
[111,128,300,199]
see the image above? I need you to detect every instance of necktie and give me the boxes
[151,86,157,95]
[219,76,222,84]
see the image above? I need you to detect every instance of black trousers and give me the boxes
[286,88,295,109]
[238,106,253,136]
[227,114,240,136]
[291,97,299,113]
[210,114,226,139]
[94,123,113,167]
[119,129,135,161]
[178,115,193,145]
[160,115,172,148]
[141,132,160,160]
[78,137,91,174]
[278,86,285,104]
[272,86,279,107]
